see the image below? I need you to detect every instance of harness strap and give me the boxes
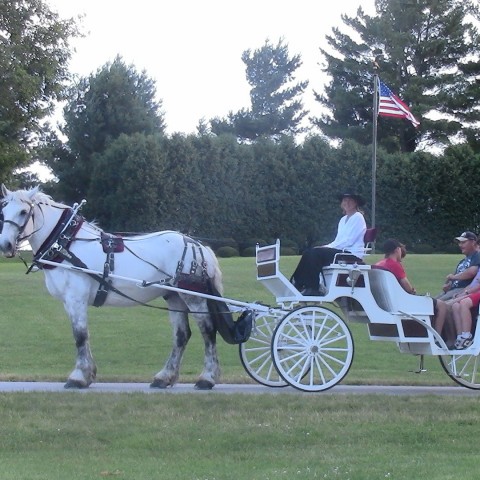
[52,245,168,309]
[33,209,84,270]
[123,243,171,278]
[93,238,117,307]
[175,235,209,283]
[190,244,197,275]
[93,254,114,307]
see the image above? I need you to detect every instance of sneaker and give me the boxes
[463,335,474,348]
[454,334,473,350]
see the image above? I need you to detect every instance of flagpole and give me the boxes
[372,67,378,233]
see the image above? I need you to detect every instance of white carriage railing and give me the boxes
[255,240,302,307]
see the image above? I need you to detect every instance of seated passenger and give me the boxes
[290,192,367,296]
[435,231,480,301]
[443,269,480,349]
[374,239,450,338]
[373,238,416,294]
[435,234,480,346]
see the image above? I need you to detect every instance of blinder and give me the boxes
[0,200,36,244]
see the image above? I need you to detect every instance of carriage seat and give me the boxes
[368,268,433,315]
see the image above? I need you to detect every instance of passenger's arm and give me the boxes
[447,265,479,282]
[399,277,416,295]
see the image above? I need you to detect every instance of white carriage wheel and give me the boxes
[239,313,288,387]
[271,306,354,392]
[439,352,480,389]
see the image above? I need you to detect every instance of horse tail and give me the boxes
[206,246,224,296]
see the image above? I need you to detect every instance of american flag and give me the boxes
[377,79,420,128]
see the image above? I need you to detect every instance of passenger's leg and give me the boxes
[433,299,447,334]
[458,297,474,334]
[451,301,463,336]
[452,298,474,349]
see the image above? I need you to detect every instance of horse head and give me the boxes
[0,184,41,257]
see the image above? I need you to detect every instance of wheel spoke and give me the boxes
[439,351,480,390]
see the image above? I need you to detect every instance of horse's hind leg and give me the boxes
[63,299,97,389]
[183,296,220,390]
[151,294,191,389]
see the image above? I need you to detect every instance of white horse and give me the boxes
[0,185,225,389]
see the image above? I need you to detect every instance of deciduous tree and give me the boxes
[0,0,78,181]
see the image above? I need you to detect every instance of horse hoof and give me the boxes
[64,379,89,389]
[150,379,171,389]
[194,379,214,390]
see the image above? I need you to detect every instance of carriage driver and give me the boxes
[290,192,367,296]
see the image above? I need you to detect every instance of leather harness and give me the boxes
[31,207,208,307]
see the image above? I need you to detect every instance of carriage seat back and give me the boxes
[368,268,396,311]
[368,267,433,315]
[363,227,377,254]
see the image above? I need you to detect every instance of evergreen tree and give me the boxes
[211,39,309,141]
[314,0,480,153]
[87,133,167,231]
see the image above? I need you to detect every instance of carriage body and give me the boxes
[239,240,480,391]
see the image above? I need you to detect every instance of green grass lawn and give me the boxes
[1,392,480,480]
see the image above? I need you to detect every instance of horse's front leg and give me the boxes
[63,297,96,389]
[151,294,191,389]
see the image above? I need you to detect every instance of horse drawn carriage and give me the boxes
[241,239,480,391]
[0,186,479,392]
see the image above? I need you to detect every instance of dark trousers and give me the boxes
[291,247,343,290]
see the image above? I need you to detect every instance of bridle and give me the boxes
[0,200,42,247]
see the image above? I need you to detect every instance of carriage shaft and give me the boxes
[36,258,277,314]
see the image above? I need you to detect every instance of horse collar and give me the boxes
[33,209,84,269]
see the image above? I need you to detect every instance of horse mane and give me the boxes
[3,186,66,208]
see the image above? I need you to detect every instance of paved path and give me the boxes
[0,382,479,396]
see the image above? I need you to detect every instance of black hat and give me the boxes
[455,231,478,242]
[338,192,366,207]
[382,238,403,255]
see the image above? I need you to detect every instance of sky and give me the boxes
[47,0,376,136]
